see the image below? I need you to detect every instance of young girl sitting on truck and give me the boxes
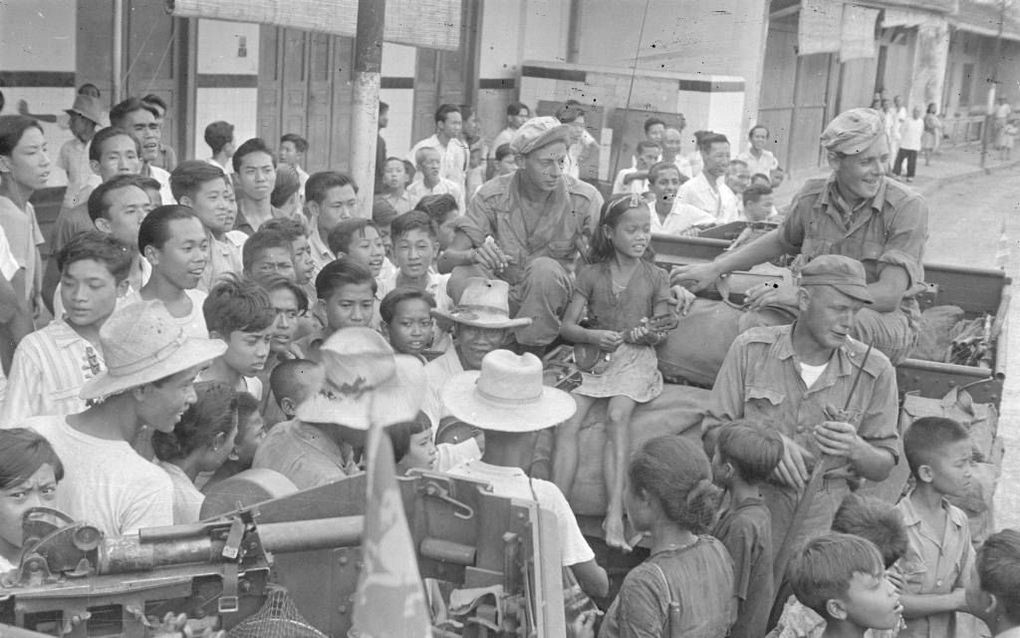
[554,193,673,551]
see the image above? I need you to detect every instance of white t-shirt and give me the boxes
[447,460,595,567]
[130,288,209,339]
[799,361,828,389]
[157,461,205,524]
[24,415,174,536]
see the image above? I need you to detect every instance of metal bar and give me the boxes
[258,516,364,553]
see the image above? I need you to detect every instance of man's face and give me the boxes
[497,155,518,176]
[121,108,161,163]
[725,163,751,194]
[149,217,209,290]
[343,226,386,277]
[651,168,682,204]
[92,134,140,182]
[268,286,302,353]
[744,193,774,222]
[840,571,902,631]
[382,160,408,190]
[418,150,442,182]
[221,329,272,378]
[0,464,58,549]
[830,134,889,201]
[322,281,376,330]
[237,151,276,201]
[183,177,232,235]
[394,228,436,279]
[927,439,974,499]
[509,109,530,129]
[70,112,97,142]
[137,366,201,433]
[702,142,731,178]
[278,141,299,167]
[0,126,51,190]
[662,128,683,159]
[403,429,438,471]
[386,297,434,357]
[799,285,864,352]
[60,258,124,329]
[98,185,149,249]
[646,123,665,144]
[249,247,295,283]
[438,111,463,139]
[455,324,507,370]
[291,236,315,285]
[315,184,359,235]
[521,142,567,193]
[637,146,660,170]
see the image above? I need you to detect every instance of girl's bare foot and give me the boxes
[603,515,632,552]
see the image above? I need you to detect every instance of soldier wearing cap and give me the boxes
[703,254,900,554]
[438,116,604,353]
[672,107,928,364]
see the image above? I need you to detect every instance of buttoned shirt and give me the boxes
[408,134,469,189]
[778,176,928,323]
[737,148,779,178]
[198,232,243,292]
[308,225,335,274]
[895,494,975,638]
[252,419,360,490]
[382,190,416,215]
[407,178,465,214]
[652,201,717,235]
[0,319,105,424]
[677,172,740,223]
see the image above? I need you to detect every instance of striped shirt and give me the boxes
[1,319,105,425]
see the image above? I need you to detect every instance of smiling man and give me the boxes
[109,98,174,205]
[438,117,603,354]
[671,108,928,364]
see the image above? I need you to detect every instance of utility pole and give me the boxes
[981,0,1006,169]
[350,0,385,216]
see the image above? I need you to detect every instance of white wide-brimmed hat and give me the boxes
[442,350,576,432]
[296,327,426,430]
[80,301,226,401]
[432,278,532,330]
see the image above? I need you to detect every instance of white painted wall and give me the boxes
[0,0,76,71]
[194,88,259,160]
[379,89,415,157]
[522,0,570,64]
[196,19,260,75]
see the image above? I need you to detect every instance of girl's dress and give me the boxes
[573,260,669,403]
[599,536,737,638]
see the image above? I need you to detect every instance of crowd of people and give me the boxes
[0,82,1017,638]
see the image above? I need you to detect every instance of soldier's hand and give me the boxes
[668,285,696,317]
[471,241,508,272]
[669,263,720,293]
[773,434,812,490]
[745,281,798,311]
[813,420,861,459]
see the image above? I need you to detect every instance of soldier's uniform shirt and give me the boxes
[252,419,360,489]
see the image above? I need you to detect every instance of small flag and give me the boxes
[351,400,432,638]
[995,216,1010,271]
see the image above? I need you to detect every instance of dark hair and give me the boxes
[141,93,168,113]
[788,533,884,617]
[88,173,149,223]
[138,204,200,253]
[270,164,302,208]
[270,359,321,407]
[697,132,729,153]
[327,218,378,256]
[0,428,65,490]
[372,196,399,226]
[57,230,133,283]
[89,126,141,163]
[305,171,358,205]
[831,494,909,569]
[379,101,389,114]
[628,435,722,533]
[381,156,412,181]
[643,117,666,134]
[434,104,461,124]
[391,210,437,242]
[242,228,293,272]
[203,273,276,336]
[414,194,459,226]
[109,98,158,128]
[236,391,260,425]
[588,194,655,264]
[135,175,162,198]
[232,138,276,174]
[314,257,377,300]
[0,115,43,157]
[555,104,584,124]
[636,140,662,156]
[260,272,309,313]
[903,416,970,478]
[507,102,529,117]
[152,382,238,462]
[743,184,773,206]
[977,529,1020,624]
[716,421,783,484]
[171,159,227,203]
[728,159,748,171]
[380,287,436,324]
[388,411,432,463]
[78,83,101,99]
[647,161,685,185]
[495,143,514,162]
[747,124,769,141]
[261,217,308,243]
[750,173,772,187]
[204,121,234,154]
[280,133,309,154]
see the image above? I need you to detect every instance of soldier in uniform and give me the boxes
[438,117,604,354]
[672,108,928,364]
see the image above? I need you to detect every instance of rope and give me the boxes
[609,0,654,189]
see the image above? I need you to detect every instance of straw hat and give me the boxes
[295,327,426,430]
[80,301,226,401]
[432,278,532,330]
[441,350,576,432]
[65,94,103,126]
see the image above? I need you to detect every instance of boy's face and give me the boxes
[637,146,660,170]
[386,297,434,356]
[234,411,267,466]
[98,185,149,249]
[322,281,376,330]
[314,184,359,235]
[770,169,785,188]
[183,177,232,235]
[837,571,902,631]
[924,439,974,498]
[344,226,386,277]
[92,134,140,181]
[249,246,296,283]
[646,123,665,144]
[148,217,208,290]
[651,169,682,204]
[382,160,408,190]
[60,258,126,329]
[497,155,518,176]
[403,429,438,471]
[221,329,272,378]
[268,287,302,353]
[745,194,774,222]
[281,366,324,418]
[136,366,201,433]
[237,151,276,201]
[394,228,435,279]
[290,236,315,285]
[278,141,301,167]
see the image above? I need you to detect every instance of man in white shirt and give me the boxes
[21,301,225,536]
[662,127,693,179]
[407,146,465,213]
[109,97,174,204]
[487,102,530,174]
[677,131,739,223]
[408,104,469,190]
[612,140,660,195]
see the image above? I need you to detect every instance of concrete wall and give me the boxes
[194,19,261,158]
[380,43,417,156]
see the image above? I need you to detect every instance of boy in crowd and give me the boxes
[2,232,130,423]
[711,421,784,638]
[372,196,399,272]
[612,140,661,194]
[414,193,461,253]
[966,529,1020,638]
[171,160,242,291]
[257,274,309,426]
[379,157,416,215]
[896,416,977,637]
[22,301,225,536]
[770,166,786,189]
[201,274,275,399]
[232,138,279,234]
[138,205,210,338]
[305,171,359,272]
[787,534,904,638]
[242,227,296,284]
[279,133,309,198]
[407,146,466,213]
[269,358,324,422]
[201,390,266,491]
[380,288,437,362]
[488,102,529,175]
[492,143,517,177]
[377,210,453,312]
[742,184,778,222]
[204,120,235,175]
[327,218,387,282]
[296,258,378,361]
[261,217,317,296]
[271,164,303,218]
[108,97,174,203]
